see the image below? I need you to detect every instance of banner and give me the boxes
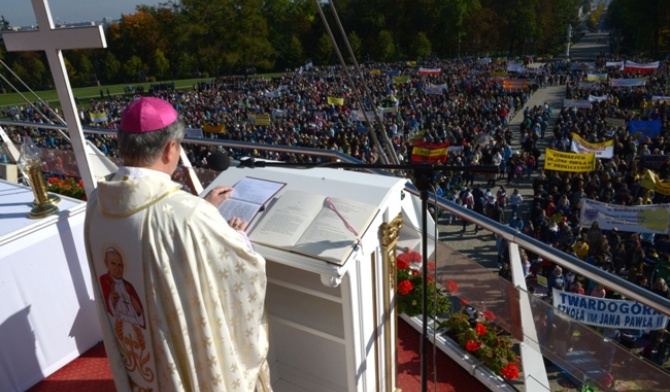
[350,110,376,122]
[392,75,411,84]
[624,60,660,74]
[605,61,624,69]
[610,78,647,87]
[252,113,271,126]
[605,118,626,128]
[580,198,670,234]
[563,99,591,109]
[579,81,598,89]
[545,148,596,172]
[502,79,529,90]
[424,83,449,95]
[651,96,670,102]
[586,73,608,81]
[418,67,441,75]
[506,63,524,73]
[553,289,669,330]
[630,119,662,139]
[272,109,288,118]
[410,141,449,163]
[570,134,614,158]
[327,97,344,106]
[185,128,203,138]
[640,155,670,170]
[90,112,108,123]
[588,94,609,102]
[492,70,508,78]
[202,123,226,134]
[642,169,670,197]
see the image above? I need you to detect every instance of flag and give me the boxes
[418,67,441,75]
[202,123,226,134]
[410,141,449,164]
[327,97,345,106]
[392,75,411,84]
[90,112,108,123]
[502,79,528,90]
[630,119,662,140]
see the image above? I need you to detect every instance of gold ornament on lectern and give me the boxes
[17,137,60,218]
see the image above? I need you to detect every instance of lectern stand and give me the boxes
[206,167,408,392]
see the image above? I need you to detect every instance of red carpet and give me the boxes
[28,318,487,391]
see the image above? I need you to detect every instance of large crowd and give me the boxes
[4,54,670,365]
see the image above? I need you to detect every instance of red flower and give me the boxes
[77,179,84,187]
[47,177,59,184]
[428,262,435,271]
[465,340,480,352]
[446,280,458,294]
[397,257,410,270]
[460,298,469,306]
[482,310,496,321]
[475,323,487,336]
[398,280,414,295]
[426,275,434,283]
[406,250,422,263]
[500,363,519,380]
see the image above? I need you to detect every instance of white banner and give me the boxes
[580,198,670,234]
[553,289,669,330]
[625,60,660,69]
[424,83,449,95]
[651,96,670,102]
[610,78,647,87]
[350,110,376,122]
[588,94,609,102]
[570,134,614,158]
[185,128,203,138]
[563,99,591,109]
[605,61,624,69]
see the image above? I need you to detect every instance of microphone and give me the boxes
[208,151,231,172]
[208,151,261,170]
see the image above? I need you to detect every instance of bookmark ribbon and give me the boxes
[325,197,363,253]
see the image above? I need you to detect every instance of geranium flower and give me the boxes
[428,262,435,271]
[482,310,496,321]
[460,298,469,306]
[475,323,487,336]
[465,340,480,352]
[398,279,414,295]
[397,257,410,270]
[500,363,519,380]
[446,280,458,294]
[407,250,422,263]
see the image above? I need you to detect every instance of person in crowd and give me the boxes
[84,97,272,391]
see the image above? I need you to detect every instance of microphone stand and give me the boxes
[235,157,497,392]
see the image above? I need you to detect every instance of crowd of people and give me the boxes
[4,54,670,368]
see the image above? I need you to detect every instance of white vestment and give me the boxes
[85,167,271,391]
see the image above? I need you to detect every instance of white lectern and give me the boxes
[0,180,101,391]
[207,167,408,392]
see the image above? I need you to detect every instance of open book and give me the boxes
[217,177,286,223]
[249,190,379,265]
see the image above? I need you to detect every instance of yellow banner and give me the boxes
[252,113,271,126]
[492,70,508,77]
[327,97,344,106]
[406,61,417,67]
[545,148,596,172]
[392,75,411,84]
[642,169,670,196]
[371,69,382,75]
[572,133,614,150]
[202,123,226,134]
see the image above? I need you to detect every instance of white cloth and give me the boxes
[85,167,271,391]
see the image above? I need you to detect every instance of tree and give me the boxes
[376,30,396,62]
[286,35,305,68]
[314,33,335,65]
[412,32,432,60]
[100,52,121,84]
[151,49,170,81]
[123,55,146,82]
[347,31,363,64]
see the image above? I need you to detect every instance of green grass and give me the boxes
[0,78,235,107]
[0,73,285,108]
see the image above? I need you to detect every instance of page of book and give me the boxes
[218,177,285,222]
[250,190,378,264]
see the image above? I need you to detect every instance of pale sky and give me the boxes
[2,0,164,27]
